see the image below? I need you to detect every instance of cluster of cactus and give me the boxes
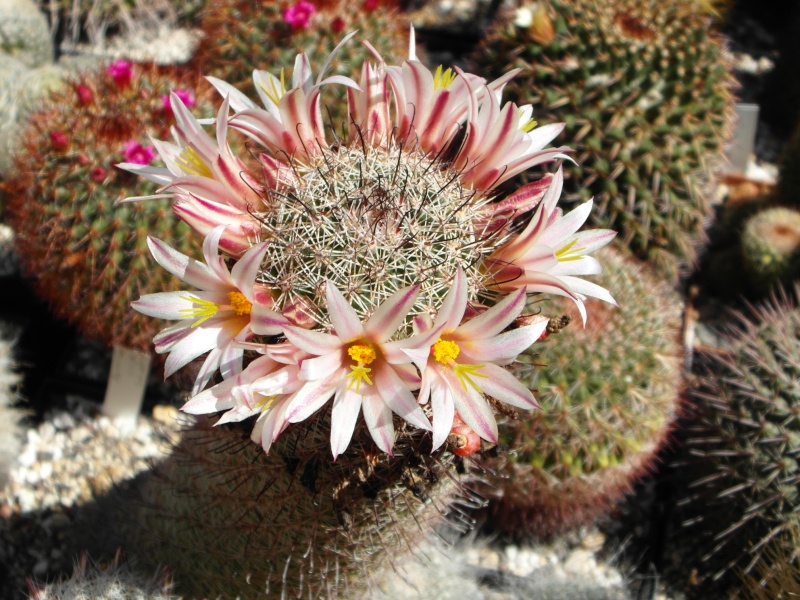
[474,0,736,280]
[1,0,52,67]
[476,245,684,539]
[125,413,464,599]
[27,550,177,600]
[2,62,213,350]
[674,286,800,593]
[192,0,412,129]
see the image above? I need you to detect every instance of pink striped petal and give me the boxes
[364,285,419,341]
[478,363,540,410]
[330,386,363,459]
[325,282,364,341]
[285,375,338,423]
[456,287,527,340]
[448,371,498,444]
[362,394,395,455]
[374,363,431,431]
[146,236,220,290]
[460,322,546,364]
[430,378,454,452]
[283,325,342,355]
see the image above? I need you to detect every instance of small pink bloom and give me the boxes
[75,84,94,106]
[90,166,107,182]
[49,131,69,150]
[106,59,134,89]
[363,0,378,10]
[331,16,345,33]
[161,89,196,118]
[122,141,156,165]
[283,1,316,29]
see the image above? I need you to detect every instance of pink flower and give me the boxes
[403,267,548,451]
[487,167,617,324]
[161,89,196,118]
[363,0,378,10]
[90,166,107,182]
[132,226,288,394]
[283,1,316,29]
[106,59,133,88]
[49,131,69,150]
[75,84,93,106]
[331,16,345,33]
[282,283,433,459]
[121,141,156,165]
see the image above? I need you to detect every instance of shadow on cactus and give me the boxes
[474,0,736,280]
[2,62,215,351]
[674,285,800,595]
[476,245,685,540]
[126,412,468,599]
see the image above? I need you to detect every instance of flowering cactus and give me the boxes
[121,31,616,459]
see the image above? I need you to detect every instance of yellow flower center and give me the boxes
[179,295,219,327]
[432,338,460,363]
[555,238,583,262]
[227,291,252,315]
[259,68,287,106]
[253,394,276,412]
[433,65,457,91]
[175,146,212,178]
[520,115,538,133]
[347,343,377,365]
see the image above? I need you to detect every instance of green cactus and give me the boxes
[740,206,800,294]
[675,286,800,594]
[0,0,53,68]
[477,245,684,540]
[474,0,736,280]
[192,0,413,129]
[127,412,463,599]
[2,63,212,351]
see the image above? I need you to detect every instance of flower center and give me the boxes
[347,343,377,365]
[433,65,457,90]
[175,146,212,178]
[179,295,219,326]
[228,291,253,315]
[432,338,460,363]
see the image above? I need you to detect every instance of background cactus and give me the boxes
[476,245,684,540]
[192,0,413,129]
[0,0,53,68]
[474,0,736,280]
[673,286,800,594]
[2,63,212,351]
[740,206,800,294]
[125,413,464,599]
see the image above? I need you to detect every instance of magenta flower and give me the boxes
[121,141,156,165]
[283,1,316,29]
[161,89,196,118]
[106,59,133,88]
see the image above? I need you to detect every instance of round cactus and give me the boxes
[741,206,800,294]
[676,286,800,592]
[128,413,463,599]
[476,245,684,540]
[2,62,214,350]
[192,0,412,129]
[0,0,53,68]
[474,0,736,280]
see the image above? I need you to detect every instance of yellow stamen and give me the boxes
[347,343,377,365]
[555,238,583,261]
[175,146,212,178]
[259,68,287,107]
[433,65,457,91]
[227,291,252,315]
[520,117,538,133]
[179,295,219,327]
[453,363,488,392]
[346,365,373,393]
[253,394,276,412]
[432,338,460,364]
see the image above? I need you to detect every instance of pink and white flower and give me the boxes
[283,1,316,29]
[403,268,548,451]
[132,226,287,394]
[487,166,617,324]
[282,284,434,459]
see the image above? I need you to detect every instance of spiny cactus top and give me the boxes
[120,31,616,459]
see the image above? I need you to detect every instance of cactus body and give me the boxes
[129,413,463,599]
[478,245,684,539]
[475,0,736,279]
[0,0,53,68]
[3,64,212,350]
[193,0,412,129]
[741,207,800,293]
[678,287,800,592]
